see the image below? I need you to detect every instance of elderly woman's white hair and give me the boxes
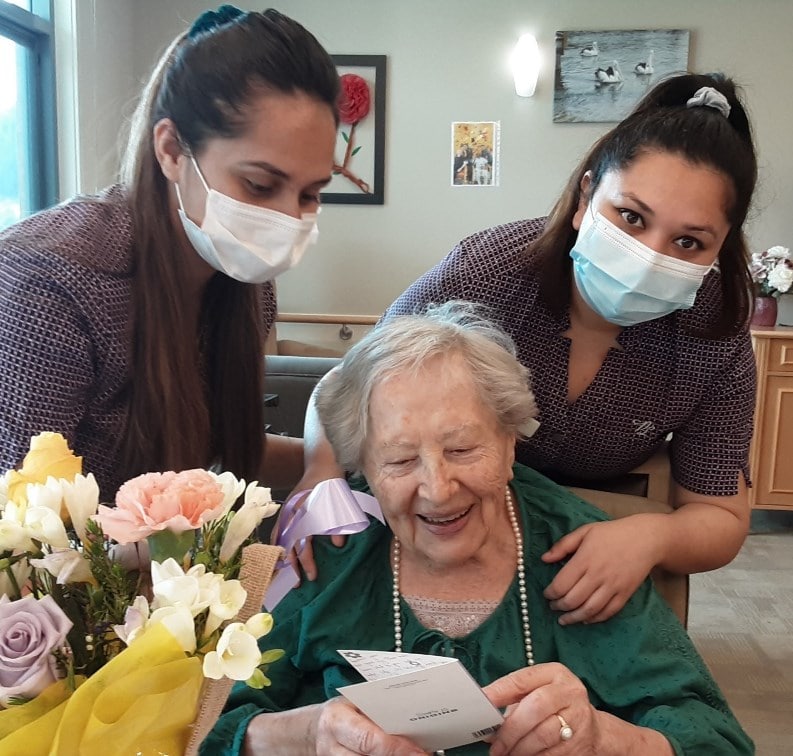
[315,300,539,471]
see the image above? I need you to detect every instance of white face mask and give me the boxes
[570,209,714,327]
[175,156,319,283]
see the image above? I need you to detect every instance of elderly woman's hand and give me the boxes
[483,664,673,755]
[313,698,426,755]
[483,663,600,754]
[244,697,427,754]
[540,515,666,624]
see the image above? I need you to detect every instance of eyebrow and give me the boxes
[619,192,718,238]
[240,160,332,188]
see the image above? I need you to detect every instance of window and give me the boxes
[0,0,57,231]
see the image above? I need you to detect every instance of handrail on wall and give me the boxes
[276,312,380,326]
[276,312,380,342]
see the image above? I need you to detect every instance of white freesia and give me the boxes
[209,471,247,516]
[62,473,100,542]
[204,579,247,637]
[245,612,274,639]
[0,473,8,511]
[30,549,94,585]
[150,559,222,618]
[219,482,280,563]
[202,622,260,681]
[768,263,793,294]
[147,605,197,653]
[0,500,69,551]
[24,477,67,515]
[113,595,150,645]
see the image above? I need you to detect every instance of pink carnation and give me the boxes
[94,469,225,544]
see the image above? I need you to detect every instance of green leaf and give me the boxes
[351,146,362,156]
[341,131,349,143]
[260,648,285,665]
[147,529,196,564]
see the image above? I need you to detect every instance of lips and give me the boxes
[418,505,473,525]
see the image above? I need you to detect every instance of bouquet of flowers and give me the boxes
[750,245,793,297]
[0,432,283,755]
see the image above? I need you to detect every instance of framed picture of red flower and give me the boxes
[322,54,387,205]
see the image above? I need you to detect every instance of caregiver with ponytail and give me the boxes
[0,6,339,498]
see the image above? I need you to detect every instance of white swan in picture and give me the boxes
[595,60,622,83]
[635,50,654,75]
[580,41,599,56]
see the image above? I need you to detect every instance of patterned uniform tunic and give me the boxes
[0,186,276,497]
[384,218,756,496]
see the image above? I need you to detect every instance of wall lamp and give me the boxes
[511,33,540,97]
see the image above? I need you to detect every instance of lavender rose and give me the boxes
[0,595,72,705]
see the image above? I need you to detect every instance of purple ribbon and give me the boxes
[264,478,384,610]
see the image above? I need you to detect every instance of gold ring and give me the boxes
[557,713,574,741]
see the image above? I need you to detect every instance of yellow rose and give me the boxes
[7,433,83,506]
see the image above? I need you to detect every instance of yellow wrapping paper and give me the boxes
[0,623,203,756]
[0,544,283,755]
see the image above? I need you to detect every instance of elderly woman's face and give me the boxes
[362,353,516,568]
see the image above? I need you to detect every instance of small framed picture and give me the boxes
[451,121,500,187]
[322,54,387,205]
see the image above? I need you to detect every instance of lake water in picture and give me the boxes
[553,29,690,123]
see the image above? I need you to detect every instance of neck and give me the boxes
[568,281,623,337]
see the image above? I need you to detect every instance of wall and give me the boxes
[62,0,793,350]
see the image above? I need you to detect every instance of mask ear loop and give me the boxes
[189,154,211,193]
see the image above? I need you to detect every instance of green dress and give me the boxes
[201,464,754,755]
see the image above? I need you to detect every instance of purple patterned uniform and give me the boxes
[384,218,756,496]
[0,186,276,498]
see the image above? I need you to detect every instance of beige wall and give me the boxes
[62,0,793,350]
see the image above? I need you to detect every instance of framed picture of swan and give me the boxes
[553,29,690,123]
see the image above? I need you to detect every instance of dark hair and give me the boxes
[118,9,339,481]
[532,72,757,338]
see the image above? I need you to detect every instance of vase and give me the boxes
[777,293,793,327]
[751,296,777,327]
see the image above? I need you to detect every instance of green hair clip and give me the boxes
[188,4,247,39]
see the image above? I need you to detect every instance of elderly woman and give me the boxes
[202,303,752,755]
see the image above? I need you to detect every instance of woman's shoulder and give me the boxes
[0,185,134,278]
[510,463,611,535]
[274,518,391,617]
[452,217,547,273]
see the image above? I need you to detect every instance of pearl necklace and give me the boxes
[391,485,534,666]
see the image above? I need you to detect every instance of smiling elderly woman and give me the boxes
[202,302,752,755]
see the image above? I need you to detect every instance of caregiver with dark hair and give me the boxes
[0,6,339,498]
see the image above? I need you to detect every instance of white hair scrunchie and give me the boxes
[685,86,731,118]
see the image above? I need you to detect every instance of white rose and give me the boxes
[768,264,793,293]
[766,245,790,260]
[202,622,261,681]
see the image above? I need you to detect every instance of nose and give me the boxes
[417,456,457,503]
[265,193,303,220]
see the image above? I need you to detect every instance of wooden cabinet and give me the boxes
[750,326,793,509]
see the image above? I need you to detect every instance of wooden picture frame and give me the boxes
[322,54,387,205]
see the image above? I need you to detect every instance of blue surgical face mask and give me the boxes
[569,209,714,327]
